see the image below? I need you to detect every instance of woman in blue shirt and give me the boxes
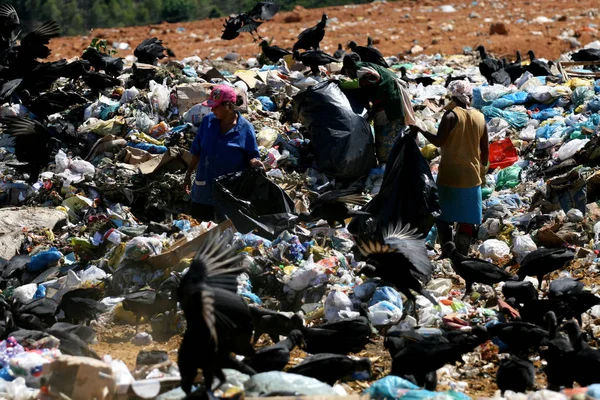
[184,85,263,222]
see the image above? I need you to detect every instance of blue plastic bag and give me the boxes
[182,66,198,78]
[472,87,492,110]
[535,123,563,139]
[257,96,276,112]
[588,97,600,113]
[490,98,514,109]
[363,375,420,400]
[502,91,529,104]
[531,108,561,121]
[27,247,63,272]
[127,142,168,154]
[425,225,437,247]
[172,219,191,232]
[33,285,46,299]
[482,106,529,129]
[588,384,600,399]
[369,286,404,310]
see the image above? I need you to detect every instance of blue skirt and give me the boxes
[438,185,482,225]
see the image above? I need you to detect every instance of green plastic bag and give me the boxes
[496,165,522,190]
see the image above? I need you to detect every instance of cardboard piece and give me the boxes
[176,83,211,113]
[146,219,235,269]
[235,70,260,89]
[136,147,190,175]
[43,355,116,400]
[121,146,155,165]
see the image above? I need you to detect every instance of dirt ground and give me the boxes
[90,320,540,398]
[49,0,600,63]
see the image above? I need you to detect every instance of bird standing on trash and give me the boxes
[259,40,291,63]
[476,45,501,83]
[333,43,345,60]
[357,223,437,318]
[399,67,435,87]
[244,329,305,373]
[134,37,168,65]
[441,241,517,300]
[496,355,536,394]
[292,49,338,76]
[81,47,124,77]
[517,247,575,288]
[177,229,255,396]
[525,50,553,77]
[293,13,328,51]
[347,40,388,68]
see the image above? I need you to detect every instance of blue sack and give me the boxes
[28,248,63,272]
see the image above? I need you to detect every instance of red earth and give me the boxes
[48,0,600,63]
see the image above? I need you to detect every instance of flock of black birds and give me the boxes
[0,5,171,183]
[223,5,392,76]
[170,218,600,397]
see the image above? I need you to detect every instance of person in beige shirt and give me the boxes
[409,80,489,255]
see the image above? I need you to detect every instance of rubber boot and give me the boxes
[454,233,471,256]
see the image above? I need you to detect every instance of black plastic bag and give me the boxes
[349,133,440,237]
[293,80,376,181]
[214,168,296,240]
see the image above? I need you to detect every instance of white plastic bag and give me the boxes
[511,232,537,263]
[148,80,170,113]
[368,301,403,326]
[567,208,584,223]
[478,239,511,261]
[478,218,501,240]
[324,291,353,322]
[13,283,38,303]
[55,150,70,173]
[557,138,590,161]
[183,104,211,126]
[120,87,140,104]
[284,257,320,291]
[70,159,95,175]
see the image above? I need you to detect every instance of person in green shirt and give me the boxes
[339,53,416,165]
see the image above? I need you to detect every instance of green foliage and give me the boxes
[88,38,118,55]
[3,0,374,37]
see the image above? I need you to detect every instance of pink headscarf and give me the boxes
[448,80,473,105]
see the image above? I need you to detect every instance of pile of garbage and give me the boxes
[3,32,600,400]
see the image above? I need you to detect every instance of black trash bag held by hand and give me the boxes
[292,80,376,181]
[213,168,296,240]
[349,133,440,237]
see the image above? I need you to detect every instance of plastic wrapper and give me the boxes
[13,284,38,304]
[27,248,63,272]
[363,375,420,400]
[496,165,522,190]
[122,237,163,261]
